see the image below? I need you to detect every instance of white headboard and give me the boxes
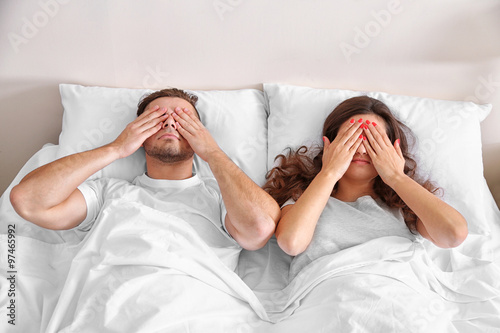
[1,0,499,205]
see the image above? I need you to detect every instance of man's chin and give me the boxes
[145,147,194,164]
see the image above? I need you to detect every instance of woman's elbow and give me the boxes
[436,220,468,248]
[448,222,468,248]
[276,233,307,257]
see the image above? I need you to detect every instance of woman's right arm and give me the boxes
[275,120,363,256]
[276,170,340,256]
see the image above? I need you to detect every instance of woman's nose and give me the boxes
[356,141,367,154]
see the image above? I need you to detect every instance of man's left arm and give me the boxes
[173,107,280,250]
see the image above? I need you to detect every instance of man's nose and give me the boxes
[162,112,177,130]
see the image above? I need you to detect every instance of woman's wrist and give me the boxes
[317,169,342,186]
[384,172,411,191]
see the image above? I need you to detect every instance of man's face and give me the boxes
[142,97,197,164]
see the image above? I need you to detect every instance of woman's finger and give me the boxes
[394,139,404,159]
[337,118,362,145]
[363,137,377,158]
[344,127,364,149]
[369,122,392,148]
[363,123,383,153]
[349,135,364,153]
[323,136,331,151]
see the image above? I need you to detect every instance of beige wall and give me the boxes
[1,0,499,204]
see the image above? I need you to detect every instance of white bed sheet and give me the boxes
[1,144,500,332]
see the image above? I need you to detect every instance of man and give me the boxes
[10,88,280,269]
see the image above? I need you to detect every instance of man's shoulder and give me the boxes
[82,176,135,193]
[86,176,133,185]
[197,175,222,197]
[198,175,218,187]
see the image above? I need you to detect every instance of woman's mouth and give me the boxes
[351,158,370,165]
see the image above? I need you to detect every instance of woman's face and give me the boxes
[341,113,387,183]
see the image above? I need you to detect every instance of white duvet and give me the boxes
[1,145,499,332]
[44,199,267,332]
[256,236,500,332]
[2,193,499,332]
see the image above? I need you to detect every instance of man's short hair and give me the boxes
[137,88,200,119]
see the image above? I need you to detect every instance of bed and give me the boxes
[1,83,499,332]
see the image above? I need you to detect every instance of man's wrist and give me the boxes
[204,148,227,165]
[101,143,124,161]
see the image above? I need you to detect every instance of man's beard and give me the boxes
[144,145,194,164]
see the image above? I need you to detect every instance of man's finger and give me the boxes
[172,110,197,133]
[175,121,194,142]
[182,107,203,125]
[135,106,166,128]
[176,107,201,127]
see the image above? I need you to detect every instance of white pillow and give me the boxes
[264,83,492,236]
[57,84,268,186]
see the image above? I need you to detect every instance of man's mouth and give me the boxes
[159,133,180,140]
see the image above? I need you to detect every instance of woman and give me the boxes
[264,96,468,278]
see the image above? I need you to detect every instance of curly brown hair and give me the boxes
[263,96,439,233]
[137,88,200,119]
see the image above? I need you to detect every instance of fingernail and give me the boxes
[358,118,363,123]
[363,136,367,141]
[322,136,326,142]
[359,134,363,139]
[350,119,355,124]
[366,120,371,125]
[372,122,377,127]
[396,139,400,145]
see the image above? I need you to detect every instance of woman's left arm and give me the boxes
[363,123,468,248]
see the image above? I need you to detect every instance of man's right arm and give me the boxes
[10,105,168,230]
[10,146,121,230]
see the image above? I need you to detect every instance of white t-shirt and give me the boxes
[284,195,416,279]
[77,173,241,270]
